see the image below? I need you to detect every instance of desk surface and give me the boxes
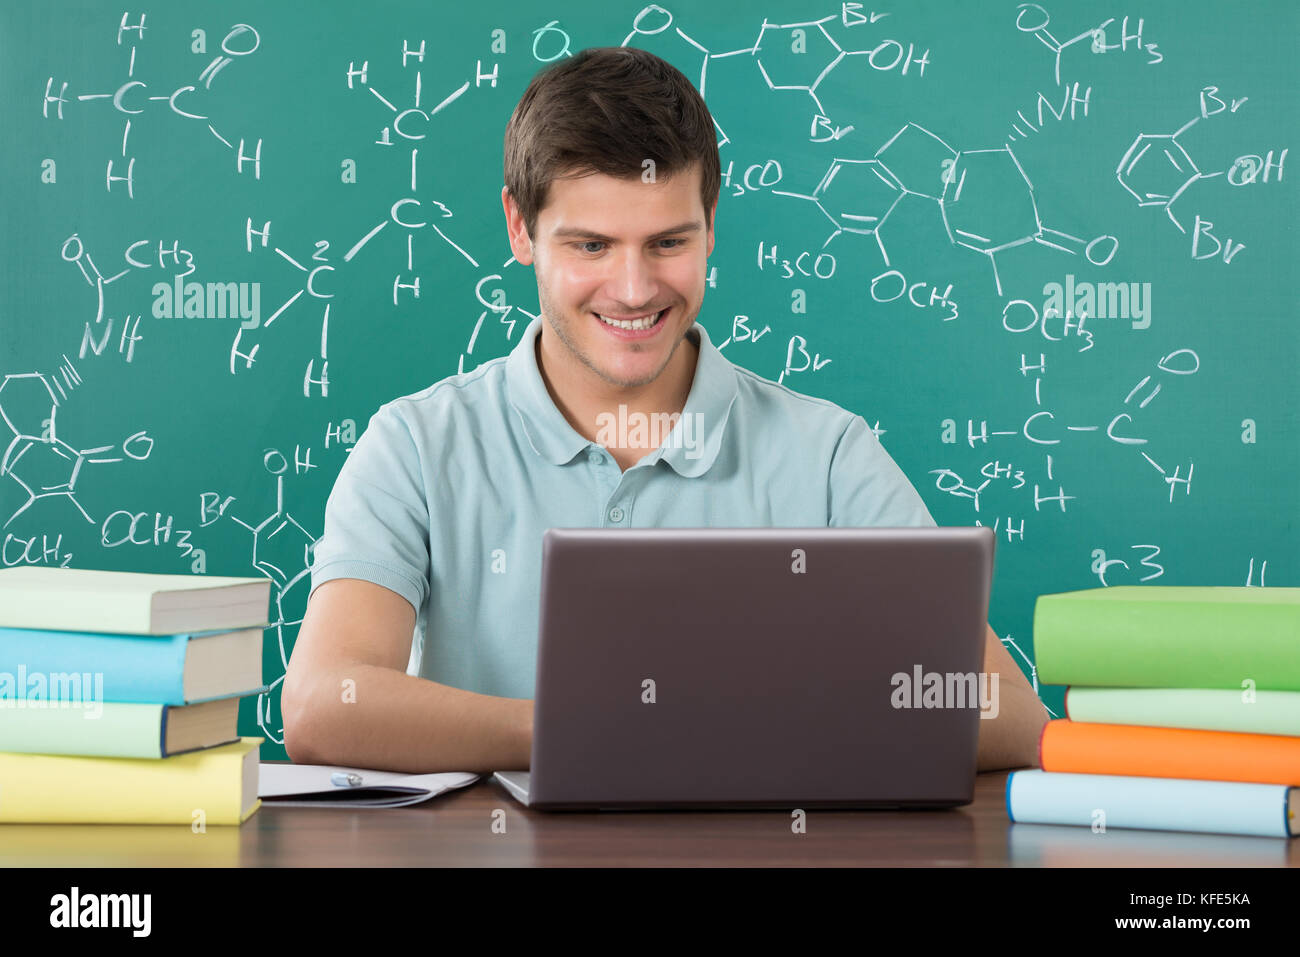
[2,769,1296,867]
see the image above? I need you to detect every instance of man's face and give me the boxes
[503,163,716,390]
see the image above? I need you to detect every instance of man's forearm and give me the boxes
[976,679,1049,772]
[974,625,1051,772]
[283,664,533,773]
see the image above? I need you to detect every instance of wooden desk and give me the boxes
[0,769,1295,867]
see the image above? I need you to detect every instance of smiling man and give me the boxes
[519,158,707,472]
[282,47,1048,775]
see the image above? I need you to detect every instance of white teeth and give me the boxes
[598,310,663,331]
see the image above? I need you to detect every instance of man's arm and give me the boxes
[975,623,1049,772]
[281,578,533,773]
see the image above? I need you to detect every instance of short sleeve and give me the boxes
[308,403,431,612]
[828,414,936,527]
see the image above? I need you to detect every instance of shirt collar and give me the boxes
[504,315,738,476]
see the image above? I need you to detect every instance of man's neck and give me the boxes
[536,327,700,470]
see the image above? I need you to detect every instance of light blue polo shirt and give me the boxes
[308,316,936,698]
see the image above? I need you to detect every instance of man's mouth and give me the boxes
[592,308,667,333]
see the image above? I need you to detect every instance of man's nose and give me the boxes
[606,248,660,309]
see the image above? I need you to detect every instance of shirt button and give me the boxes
[588,449,603,464]
[608,506,625,523]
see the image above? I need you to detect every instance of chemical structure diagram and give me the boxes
[771,123,1117,294]
[1012,5,1286,264]
[230,39,497,397]
[42,12,264,197]
[0,360,153,529]
[618,5,932,147]
[1118,116,1218,234]
[746,12,930,130]
[1116,99,1286,261]
[233,219,339,398]
[209,447,320,745]
[927,339,1199,521]
[60,230,202,368]
[339,40,486,277]
[1014,4,1163,87]
[233,35,500,397]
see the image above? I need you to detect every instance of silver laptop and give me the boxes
[494,526,995,811]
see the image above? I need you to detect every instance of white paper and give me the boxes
[258,762,479,808]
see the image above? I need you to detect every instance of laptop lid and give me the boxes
[530,526,995,810]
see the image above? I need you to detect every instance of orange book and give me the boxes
[1038,720,1300,786]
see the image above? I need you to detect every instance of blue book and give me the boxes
[0,626,265,705]
[1007,770,1297,838]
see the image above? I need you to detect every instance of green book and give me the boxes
[1034,586,1300,690]
[1065,687,1300,736]
[0,698,240,758]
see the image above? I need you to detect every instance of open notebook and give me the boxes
[259,763,479,808]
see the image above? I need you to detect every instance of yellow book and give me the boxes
[0,737,261,824]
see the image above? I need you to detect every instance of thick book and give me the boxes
[0,626,265,705]
[1034,586,1300,690]
[1006,769,1296,838]
[0,566,270,635]
[0,697,240,758]
[0,737,262,824]
[1039,719,1300,786]
[1065,686,1300,737]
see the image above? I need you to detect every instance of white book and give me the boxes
[0,566,270,635]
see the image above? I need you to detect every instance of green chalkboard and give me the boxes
[3,1,1297,758]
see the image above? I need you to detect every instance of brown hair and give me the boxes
[503,47,720,241]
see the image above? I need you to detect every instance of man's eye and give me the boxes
[574,239,684,254]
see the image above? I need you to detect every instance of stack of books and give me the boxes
[0,566,270,825]
[1007,585,1299,838]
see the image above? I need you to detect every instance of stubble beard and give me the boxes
[536,275,690,390]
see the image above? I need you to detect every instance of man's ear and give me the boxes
[501,185,534,266]
[706,197,717,258]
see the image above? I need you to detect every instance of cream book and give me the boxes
[0,697,242,758]
[0,566,270,635]
[0,737,262,824]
